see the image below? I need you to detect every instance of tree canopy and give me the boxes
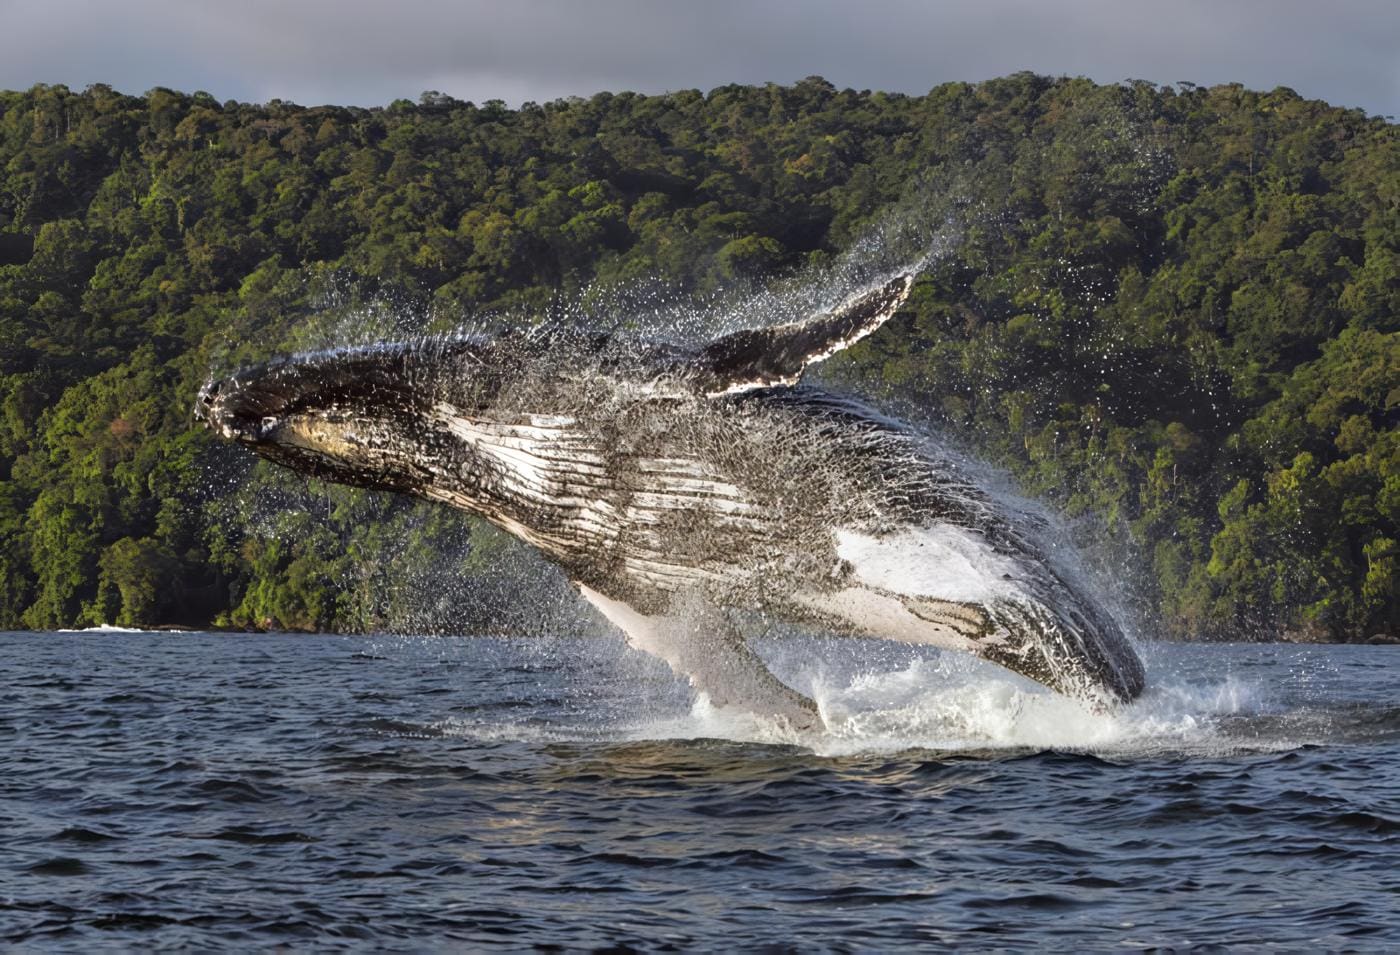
[0,74,1394,640]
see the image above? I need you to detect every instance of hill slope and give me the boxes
[0,74,1394,639]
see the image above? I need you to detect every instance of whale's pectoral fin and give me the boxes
[577,584,822,731]
[691,272,915,396]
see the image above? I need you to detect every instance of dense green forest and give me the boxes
[0,74,1394,640]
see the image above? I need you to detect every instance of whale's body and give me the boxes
[199,276,1145,726]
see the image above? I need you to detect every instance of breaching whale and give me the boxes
[197,274,1145,728]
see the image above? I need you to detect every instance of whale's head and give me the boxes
[196,339,500,494]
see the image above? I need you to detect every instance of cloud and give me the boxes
[1,0,1395,116]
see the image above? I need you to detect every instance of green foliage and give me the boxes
[0,77,1393,640]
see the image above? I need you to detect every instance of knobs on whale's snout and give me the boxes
[194,376,269,442]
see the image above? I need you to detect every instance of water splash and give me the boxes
[626,649,1263,757]
[409,628,1313,760]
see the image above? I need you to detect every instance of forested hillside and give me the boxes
[0,74,1394,640]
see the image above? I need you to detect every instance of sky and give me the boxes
[1,0,1396,118]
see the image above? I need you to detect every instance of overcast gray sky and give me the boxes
[1,0,1396,117]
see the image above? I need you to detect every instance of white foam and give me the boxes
[594,654,1265,758]
[56,624,151,633]
[424,638,1280,760]
[810,659,1262,757]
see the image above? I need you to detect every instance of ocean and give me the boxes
[3,631,1397,948]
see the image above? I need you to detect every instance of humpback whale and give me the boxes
[197,274,1145,728]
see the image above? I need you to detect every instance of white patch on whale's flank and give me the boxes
[834,525,1023,604]
[790,524,1045,654]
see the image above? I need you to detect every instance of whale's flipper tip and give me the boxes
[694,272,916,396]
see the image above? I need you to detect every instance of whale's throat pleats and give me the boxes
[426,403,775,599]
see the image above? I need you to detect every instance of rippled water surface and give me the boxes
[3,631,1398,949]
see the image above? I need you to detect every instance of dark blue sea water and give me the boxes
[2,630,1397,949]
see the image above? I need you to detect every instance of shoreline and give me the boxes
[8,627,1397,646]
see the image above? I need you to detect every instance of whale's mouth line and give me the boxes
[197,352,431,444]
[197,381,295,444]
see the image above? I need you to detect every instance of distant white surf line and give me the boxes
[56,624,165,633]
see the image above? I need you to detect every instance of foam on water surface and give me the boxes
[424,633,1317,760]
[634,666,1270,758]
